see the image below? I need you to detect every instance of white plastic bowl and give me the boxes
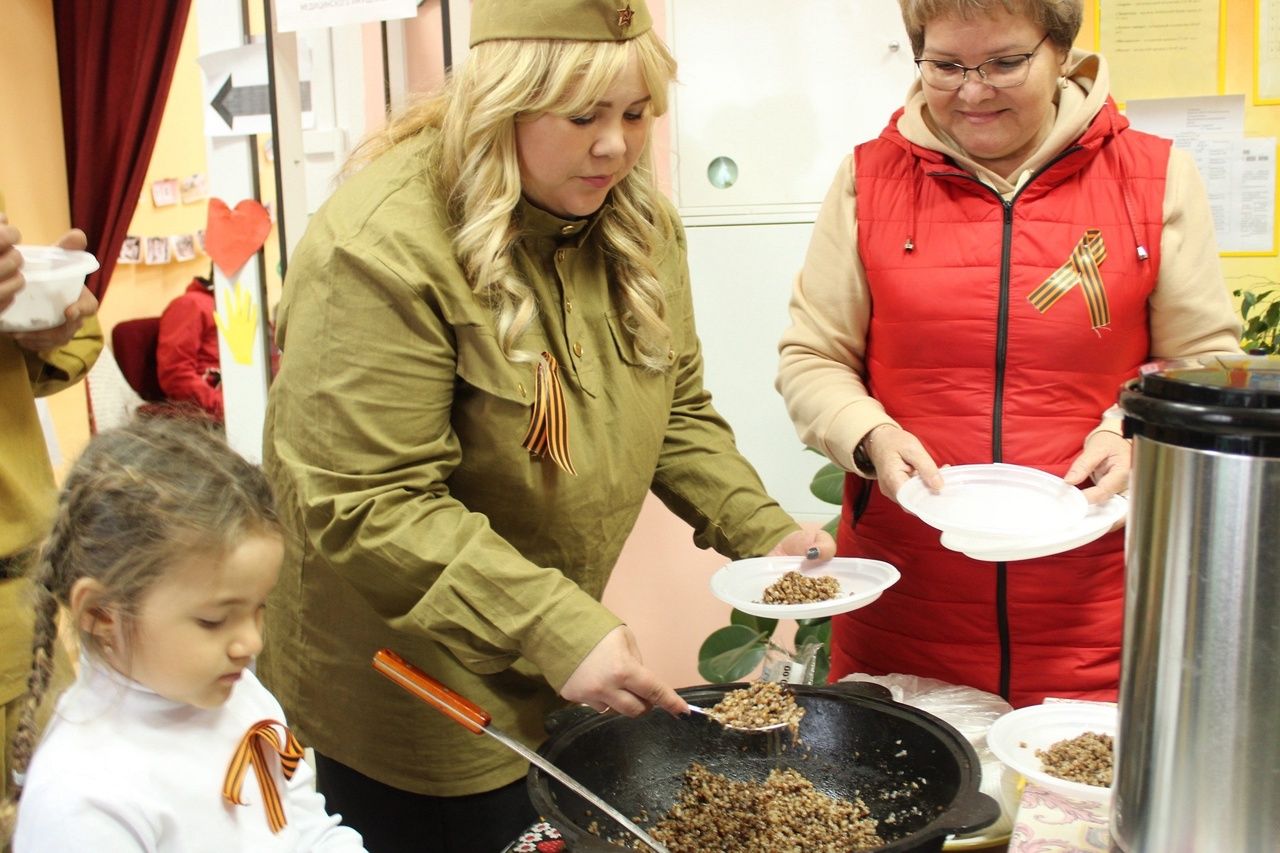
[0,245,99,332]
[986,701,1117,805]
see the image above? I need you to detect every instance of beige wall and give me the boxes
[0,0,89,476]
[0,2,69,235]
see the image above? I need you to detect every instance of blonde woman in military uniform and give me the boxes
[259,1,832,849]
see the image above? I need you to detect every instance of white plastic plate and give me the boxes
[939,494,1128,562]
[709,556,900,619]
[897,463,1088,539]
[986,702,1117,804]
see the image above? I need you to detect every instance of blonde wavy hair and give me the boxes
[346,31,679,371]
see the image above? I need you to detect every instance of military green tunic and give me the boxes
[259,128,797,796]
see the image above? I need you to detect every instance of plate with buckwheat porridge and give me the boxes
[710,556,900,619]
[986,701,1117,804]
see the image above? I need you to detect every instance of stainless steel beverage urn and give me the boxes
[1114,356,1280,852]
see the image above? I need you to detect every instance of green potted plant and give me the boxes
[696,454,845,684]
[1233,280,1280,354]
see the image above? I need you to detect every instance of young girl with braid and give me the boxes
[2,417,365,852]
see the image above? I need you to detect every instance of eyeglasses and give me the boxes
[914,33,1051,90]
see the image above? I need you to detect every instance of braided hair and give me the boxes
[0,415,278,838]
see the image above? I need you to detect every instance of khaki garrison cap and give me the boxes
[469,0,653,46]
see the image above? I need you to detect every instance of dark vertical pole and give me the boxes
[263,1,287,275]
[381,23,392,112]
[441,0,453,72]
[261,0,285,381]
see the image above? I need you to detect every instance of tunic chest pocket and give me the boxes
[454,324,532,411]
[605,310,683,377]
[605,311,650,368]
[603,312,674,439]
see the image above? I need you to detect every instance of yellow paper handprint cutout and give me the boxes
[213,281,260,366]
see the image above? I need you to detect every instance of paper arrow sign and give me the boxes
[211,74,312,130]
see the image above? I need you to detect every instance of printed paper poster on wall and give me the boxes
[1101,0,1220,102]
[1125,96,1277,255]
[1258,0,1280,103]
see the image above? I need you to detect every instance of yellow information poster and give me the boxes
[1101,0,1221,101]
[1259,0,1280,103]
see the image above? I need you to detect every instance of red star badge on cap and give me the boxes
[617,4,635,28]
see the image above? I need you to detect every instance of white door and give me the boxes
[669,1,914,516]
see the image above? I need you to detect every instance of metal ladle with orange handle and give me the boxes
[371,649,669,853]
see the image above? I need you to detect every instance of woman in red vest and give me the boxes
[777,0,1242,706]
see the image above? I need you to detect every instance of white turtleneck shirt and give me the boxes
[15,657,366,852]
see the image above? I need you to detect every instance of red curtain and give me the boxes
[53,0,193,299]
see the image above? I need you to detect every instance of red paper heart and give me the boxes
[205,197,272,278]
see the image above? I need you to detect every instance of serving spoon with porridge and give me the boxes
[685,680,806,734]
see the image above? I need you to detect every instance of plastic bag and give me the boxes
[839,673,1018,845]
[761,640,823,685]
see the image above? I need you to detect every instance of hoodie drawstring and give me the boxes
[1106,109,1151,261]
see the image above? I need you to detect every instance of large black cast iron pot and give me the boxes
[528,681,1000,852]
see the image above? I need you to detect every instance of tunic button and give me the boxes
[517,382,526,397]
[667,348,676,361]
[560,225,575,235]
[555,250,566,262]
[565,299,574,313]
[573,342,584,358]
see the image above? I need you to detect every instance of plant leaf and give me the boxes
[795,619,832,648]
[1233,285,1280,355]
[697,625,768,683]
[1241,289,1258,317]
[810,462,845,505]
[729,609,778,636]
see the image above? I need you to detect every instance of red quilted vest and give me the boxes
[832,99,1170,706]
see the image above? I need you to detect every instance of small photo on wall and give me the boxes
[173,233,197,262]
[179,173,208,204]
[118,235,142,265]
[151,178,180,208]
[145,236,171,265]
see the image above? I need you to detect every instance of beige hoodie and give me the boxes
[776,50,1242,476]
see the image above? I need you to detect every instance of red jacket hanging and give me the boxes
[157,278,223,419]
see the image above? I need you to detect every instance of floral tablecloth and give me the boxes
[1008,781,1110,853]
[503,821,567,853]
